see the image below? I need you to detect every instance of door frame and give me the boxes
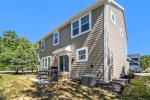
[58,53,71,77]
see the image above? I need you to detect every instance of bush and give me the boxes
[120,76,150,100]
[145,68,150,73]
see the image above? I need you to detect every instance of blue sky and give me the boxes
[0,0,150,55]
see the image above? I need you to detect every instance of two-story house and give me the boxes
[37,0,129,82]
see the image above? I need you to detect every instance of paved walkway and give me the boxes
[134,73,150,76]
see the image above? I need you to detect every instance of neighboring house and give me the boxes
[37,0,129,82]
[128,54,141,71]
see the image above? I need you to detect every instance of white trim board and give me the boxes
[103,3,109,83]
[76,47,88,62]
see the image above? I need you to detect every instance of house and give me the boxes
[37,0,129,82]
[128,54,141,72]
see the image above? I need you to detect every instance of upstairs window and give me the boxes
[72,20,79,36]
[76,47,88,62]
[71,13,91,38]
[41,40,45,51]
[111,11,116,24]
[53,32,59,45]
[81,15,90,32]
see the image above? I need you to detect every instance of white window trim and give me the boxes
[71,19,80,38]
[53,32,59,46]
[42,58,45,68]
[76,47,88,62]
[120,28,123,38]
[71,12,92,39]
[42,56,51,68]
[111,11,116,24]
[41,40,45,51]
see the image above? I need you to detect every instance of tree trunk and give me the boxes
[13,67,21,74]
[32,67,33,72]
[22,69,24,74]
[15,69,19,74]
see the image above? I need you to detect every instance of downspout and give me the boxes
[103,1,109,82]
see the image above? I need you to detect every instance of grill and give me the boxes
[51,67,58,81]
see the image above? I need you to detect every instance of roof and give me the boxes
[52,45,71,54]
[37,0,124,43]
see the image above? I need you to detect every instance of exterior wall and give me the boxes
[39,6,105,80]
[107,5,128,79]
[71,6,104,79]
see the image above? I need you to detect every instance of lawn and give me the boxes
[0,74,35,100]
[0,74,115,100]
[0,74,150,100]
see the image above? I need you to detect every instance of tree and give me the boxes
[0,31,38,73]
[26,44,38,72]
[140,55,150,70]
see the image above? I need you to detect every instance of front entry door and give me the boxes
[59,55,69,72]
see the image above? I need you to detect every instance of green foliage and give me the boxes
[0,30,38,73]
[120,76,150,100]
[140,55,150,70]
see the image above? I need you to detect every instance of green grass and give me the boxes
[120,76,150,100]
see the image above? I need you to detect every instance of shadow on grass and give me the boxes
[21,81,111,100]
[0,95,6,100]
[0,90,6,100]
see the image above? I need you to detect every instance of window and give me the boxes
[71,13,91,38]
[76,47,88,62]
[111,11,116,24]
[42,59,45,68]
[48,57,51,68]
[45,58,47,68]
[42,56,51,68]
[72,20,79,36]
[53,32,59,45]
[41,40,45,51]
[120,28,123,38]
[81,15,89,32]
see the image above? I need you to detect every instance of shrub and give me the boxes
[120,76,150,100]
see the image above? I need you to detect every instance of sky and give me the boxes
[0,0,150,55]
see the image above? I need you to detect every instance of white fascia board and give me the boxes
[110,0,124,11]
